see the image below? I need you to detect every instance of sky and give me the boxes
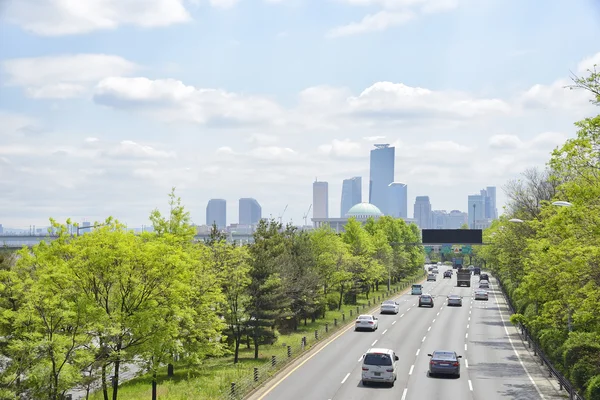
[0,0,600,229]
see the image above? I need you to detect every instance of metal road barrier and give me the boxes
[494,275,585,400]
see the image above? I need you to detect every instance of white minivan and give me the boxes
[361,348,399,386]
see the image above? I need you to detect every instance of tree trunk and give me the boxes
[111,342,122,400]
[152,371,157,400]
[253,332,259,359]
[338,286,344,310]
[101,364,109,400]
[167,363,174,377]
[234,332,241,364]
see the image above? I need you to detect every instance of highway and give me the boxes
[250,265,563,400]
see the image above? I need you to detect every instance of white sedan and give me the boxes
[355,315,379,331]
[380,300,400,314]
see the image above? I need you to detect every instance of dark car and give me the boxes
[480,273,489,281]
[428,350,462,377]
[473,267,481,275]
[443,270,452,278]
[418,294,434,308]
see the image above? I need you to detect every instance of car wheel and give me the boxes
[456,373,460,378]
[362,380,369,386]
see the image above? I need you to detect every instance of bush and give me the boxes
[586,375,600,400]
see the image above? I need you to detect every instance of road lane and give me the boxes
[256,276,441,400]
[328,272,456,400]
[404,276,473,400]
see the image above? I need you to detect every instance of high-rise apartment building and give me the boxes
[206,199,227,229]
[468,186,497,228]
[485,186,498,219]
[239,198,262,225]
[340,177,362,217]
[369,144,395,215]
[313,180,329,219]
[388,182,408,219]
[414,196,432,229]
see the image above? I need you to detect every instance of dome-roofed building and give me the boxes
[345,202,384,220]
[312,202,384,232]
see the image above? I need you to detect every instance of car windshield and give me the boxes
[432,351,456,361]
[358,315,372,320]
[364,353,392,366]
[382,301,395,305]
[448,295,460,299]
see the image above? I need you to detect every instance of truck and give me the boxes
[456,270,471,287]
[452,258,463,269]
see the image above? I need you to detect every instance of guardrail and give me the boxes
[223,272,427,400]
[494,275,585,400]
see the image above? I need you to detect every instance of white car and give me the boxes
[380,300,400,314]
[361,348,399,386]
[427,273,436,281]
[474,289,489,300]
[355,314,379,331]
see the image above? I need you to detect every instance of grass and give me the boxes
[89,272,426,400]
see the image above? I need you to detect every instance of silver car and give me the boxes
[355,315,379,331]
[428,350,462,378]
[380,300,400,314]
[479,280,490,289]
[447,294,462,307]
[474,289,489,300]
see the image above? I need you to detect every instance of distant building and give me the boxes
[0,224,3,234]
[369,144,395,215]
[313,180,329,219]
[431,210,468,229]
[206,199,227,229]
[80,221,92,235]
[340,177,362,217]
[486,186,498,219]
[413,196,432,229]
[312,202,383,232]
[468,194,486,228]
[239,198,262,225]
[388,182,408,219]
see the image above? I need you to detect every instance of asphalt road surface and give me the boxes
[250,266,564,400]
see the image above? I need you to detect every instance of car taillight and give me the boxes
[355,321,360,323]
[430,360,436,365]
[368,321,374,324]
[386,369,393,372]
[452,362,459,366]
[362,367,369,371]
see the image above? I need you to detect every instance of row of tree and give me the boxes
[475,66,600,399]
[0,191,425,400]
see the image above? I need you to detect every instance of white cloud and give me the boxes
[489,132,567,151]
[327,11,415,37]
[317,139,364,158]
[577,53,600,73]
[94,77,285,126]
[2,0,192,36]
[210,0,241,8]
[2,54,138,99]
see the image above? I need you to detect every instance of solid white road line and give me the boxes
[371,340,378,346]
[492,287,546,399]
[416,349,420,356]
[341,372,350,384]
[468,379,473,391]
[382,329,388,335]
[409,365,414,375]
[401,388,408,400]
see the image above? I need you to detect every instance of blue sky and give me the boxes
[0,0,599,228]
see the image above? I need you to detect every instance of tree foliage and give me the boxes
[478,67,600,397]
[0,190,425,399]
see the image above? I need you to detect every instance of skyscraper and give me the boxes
[313,180,329,219]
[413,196,432,229]
[206,199,226,229]
[340,177,362,217]
[239,198,262,225]
[388,182,408,219]
[369,144,395,215]
[486,186,498,219]
[468,194,485,228]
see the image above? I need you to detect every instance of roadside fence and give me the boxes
[494,275,585,400]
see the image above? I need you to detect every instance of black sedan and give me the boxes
[428,350,462,378]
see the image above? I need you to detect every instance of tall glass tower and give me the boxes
[206,199,227,229]
[340,177,362,217]
[369,144,395,215]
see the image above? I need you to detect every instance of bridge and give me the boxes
[0,233,256,249]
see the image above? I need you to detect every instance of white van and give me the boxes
[361,348,399,386]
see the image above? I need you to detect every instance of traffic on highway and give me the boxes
[250,264,562,400]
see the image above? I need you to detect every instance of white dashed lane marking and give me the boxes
[341,372,350,384]
[409,365,414,375]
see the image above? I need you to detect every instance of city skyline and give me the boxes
[1,1,599,229]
